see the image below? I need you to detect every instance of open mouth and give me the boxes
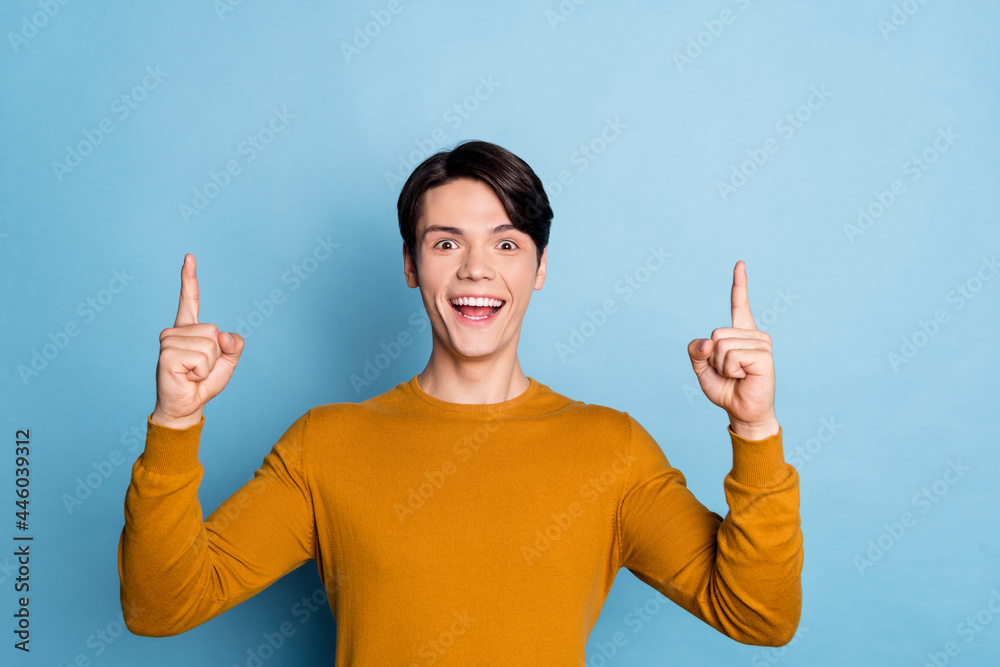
[449,298,505,321]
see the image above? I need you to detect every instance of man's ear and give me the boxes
[533,246,547,290]
[403,242,419,288]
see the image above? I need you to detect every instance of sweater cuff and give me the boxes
[140,413,205,474]
[727,425,787,487]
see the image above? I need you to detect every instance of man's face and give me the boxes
[403,177,546,363]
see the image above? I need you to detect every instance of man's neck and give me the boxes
[416,357,531,405]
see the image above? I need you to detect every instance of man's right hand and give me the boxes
[150,253,245,429]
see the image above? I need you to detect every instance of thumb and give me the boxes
[219,332,245,363]
[688,338,712,364]
[688,338,726,405]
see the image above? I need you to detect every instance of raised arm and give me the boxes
[617,260,802,645]
[118,254,315,636]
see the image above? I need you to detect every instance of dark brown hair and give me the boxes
[397,140,553,274]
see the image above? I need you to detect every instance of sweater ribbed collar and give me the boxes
[406,374,541,413]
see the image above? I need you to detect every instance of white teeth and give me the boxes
[449,296,504,307]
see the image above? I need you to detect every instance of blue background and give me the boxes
[2,1,998,665]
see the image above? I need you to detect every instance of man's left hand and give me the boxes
[687,260,779,440]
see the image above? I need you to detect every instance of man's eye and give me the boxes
[433,239,517,251]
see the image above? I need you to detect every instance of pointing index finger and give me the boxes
[731,260,757,331]
[174,253,199,327]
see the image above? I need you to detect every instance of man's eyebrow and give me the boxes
[421,224,517,239]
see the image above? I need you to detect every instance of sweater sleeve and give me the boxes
[617,415,803,646]
[117,409,316,636]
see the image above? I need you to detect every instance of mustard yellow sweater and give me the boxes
[118,375,802,664]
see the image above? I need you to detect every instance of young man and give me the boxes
[118,141,802,664]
